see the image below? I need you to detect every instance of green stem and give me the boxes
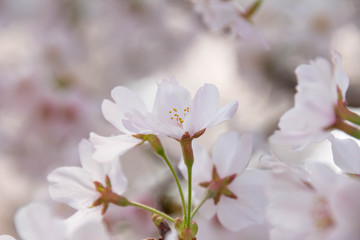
[339,106,360,126]
[190,193,209,220]
[180,138,194,228]
[158,152,187,222]
[187,164,192,228]
[242,0,263,20]
[129,201,175,223]
[333,121,360,139]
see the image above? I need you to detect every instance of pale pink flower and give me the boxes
[93,78,238,162]
[179,131,267,231]
[47,139,127,214]
[192,0,268,48]
[14,202,110,240]
[328,135,360,174]
[266,163,360,240]
[270,51,349,149]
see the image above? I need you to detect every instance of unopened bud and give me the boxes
[190,221,198,236]
[182,228,193,240]
[134,134,165,157]
[174,218,185,235]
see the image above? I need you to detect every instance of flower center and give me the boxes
[199,165,238,204]
[169,107,190,127]
[312,196,334,231]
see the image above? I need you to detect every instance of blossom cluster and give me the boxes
[4,49,360,239]
[1,0,360,240]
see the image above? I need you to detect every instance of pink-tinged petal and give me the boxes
[307,163,338,196]
[328,226,360,240]
[217,197,263,231]
[212,132,252,176]
[327,179,360,240]
[331,50,349,97]
[232,17,269,50]
[0,235,16,240]
[101,100,129,134]
[270,228,305,240]
[184,84,220,135]
[89,133,142,163]
[48,167,98,210]
[265,170,315,232]
[14,203,66,240]
[330,178,360,226]
[329,135,360,174]
[230,169,267,209]
[198,199,217,220]
[270,129,330,150]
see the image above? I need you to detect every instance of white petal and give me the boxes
[48,167,98,210]
[65,209,102,234]
[102,159,128,195]
[0,236,16,240]
[70,220,111,240]
[184,84,220,136]
[329,135,360,174]
[217,197,263,231]
[110,86,148,114]
[205,100,238,129]
[331,50,349,97]
[89,133,142,163]
[79,139,105,181]
[265,170,315,232]
[190,141,213,183]
[270,129,330,150]
[152,78,191,116]
[212,132,252,177]
[230,169,267,209]
[66,211,110,240]
[101,100,129,134]
[14,203,65,240]
[150,79,191,138]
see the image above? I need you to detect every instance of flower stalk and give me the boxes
[135,134,187,223]
[180,133,195,228]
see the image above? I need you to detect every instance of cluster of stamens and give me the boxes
[169,107,189,127]
[312,197,334,231]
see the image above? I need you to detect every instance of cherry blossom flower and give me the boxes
[270,51,349,149]
[14,202,110,240]
[179,131,267,231]
[191,0,268,48]
[328,134,360,174]
[92,78,238,162]
[47,139,127,215]
[266,163,360,240]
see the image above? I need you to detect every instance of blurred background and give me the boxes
[0,0,360,238]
